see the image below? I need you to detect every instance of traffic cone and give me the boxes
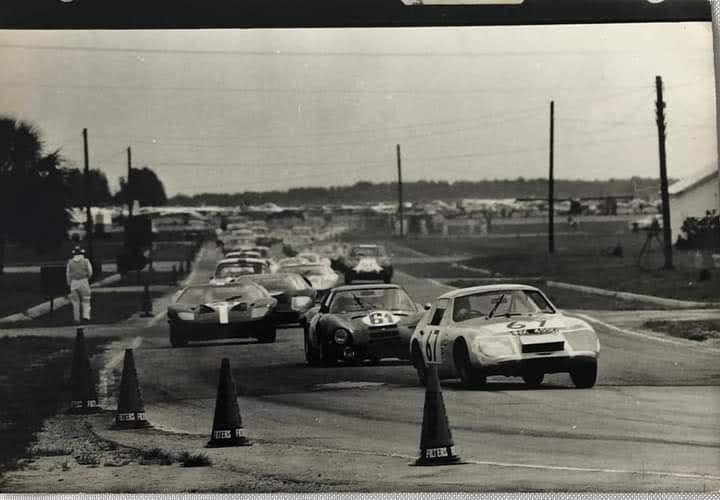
[113,349,151,429]
[207,358,251,447]
[68,328,100,414]
[413,365,462,466]
[140,283,153,317]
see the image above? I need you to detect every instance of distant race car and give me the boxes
[304,284,423,366]
[342,244,393,284]
[245,273,317,327]
[278,263,339,296]
[211,257,270,284]
[410,285,600,389]
[167,281,278,347]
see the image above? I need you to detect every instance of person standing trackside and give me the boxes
[66,246,93,323]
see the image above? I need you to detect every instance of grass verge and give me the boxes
[0,290,164,329]
[642,320,720,342]
[0,335,115,471]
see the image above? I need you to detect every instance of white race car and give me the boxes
[410,285,599,389]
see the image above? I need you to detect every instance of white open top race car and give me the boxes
[410,284,600,389]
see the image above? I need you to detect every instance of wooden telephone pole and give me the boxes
[82,128,94,264]
[548,101,555,254]
[127,146,133,219]
[655,76,673,269]
[396,144,404,238]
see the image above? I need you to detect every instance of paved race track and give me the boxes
[94,245,720,491]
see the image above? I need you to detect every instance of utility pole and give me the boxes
[396,143,404,238]
[548,101,555,254]
[655,76,673,269]
[127,146,133,219]
[711,0,720,215]
[82,128,94,264]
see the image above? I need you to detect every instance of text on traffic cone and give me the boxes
[414,364,462,466]
[207,358,251,447]
[69,327,99,413]
[113,348,151,429]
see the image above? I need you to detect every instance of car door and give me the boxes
[417,298,451,372]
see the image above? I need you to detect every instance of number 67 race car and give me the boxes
[410,285,600,389]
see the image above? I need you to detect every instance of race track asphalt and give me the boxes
[71,243,718,492]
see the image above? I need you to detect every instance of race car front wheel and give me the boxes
[454,340,486,389]
[169,324,189,348]
[304,330,321,366]
[569,359,597,388]
[256,325,277,344]
[411,342,427,386]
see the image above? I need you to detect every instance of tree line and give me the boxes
[0,116,167,273]
[169,177,663,207]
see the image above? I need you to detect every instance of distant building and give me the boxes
[668,165,719,243]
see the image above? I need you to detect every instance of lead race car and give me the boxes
[410,285,600,388]
[341,244,393,284]
[304,283,424,365]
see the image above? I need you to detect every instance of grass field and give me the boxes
[0,335,115,470]
[384,222,720,302]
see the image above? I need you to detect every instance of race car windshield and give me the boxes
[251,275,307,292]
[453,290,555,322]
[177,285,264,304]
[350,247,380,257]
[329,288,415,313]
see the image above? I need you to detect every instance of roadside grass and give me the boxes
[395,262,493,278]
[395,231,720,302]
[0,272,109,319]
[643,319,720,342]
[0,335,115,471]
[178,451,212,467]
[0,290,164,329]
[139,447,174,466]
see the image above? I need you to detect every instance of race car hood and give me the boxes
[451,313,589,337]
[332,309,423,333]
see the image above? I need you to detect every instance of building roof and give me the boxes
[668,165,718,197]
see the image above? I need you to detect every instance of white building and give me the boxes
[668,165,719,243]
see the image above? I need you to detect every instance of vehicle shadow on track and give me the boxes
[442,380,572,391]
[150,339,272,349]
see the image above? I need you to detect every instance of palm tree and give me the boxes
[0,116,49,274]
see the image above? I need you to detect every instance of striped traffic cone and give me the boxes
[113,349,151,429]
[207,358,251,447]
[68,328,100,414]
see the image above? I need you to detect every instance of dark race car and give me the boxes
[341,244,393,284]
[303,283,423,366]
[246,273,317,327]
[167,281,278,347]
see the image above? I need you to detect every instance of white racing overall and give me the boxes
[66,256,93,322]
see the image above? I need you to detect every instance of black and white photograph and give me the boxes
[0,0,719,493]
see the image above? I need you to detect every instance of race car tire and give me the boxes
[383,275,392,284]
[319,341,338,367]
[522,371,544,388]
[256,326,277,344]
[169,324,189,348]
[454,339,486,389]
[304,330,322,366]
[570,359,597,388]
[411,342,428,386]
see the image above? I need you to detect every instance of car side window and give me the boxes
[429,299,449,326]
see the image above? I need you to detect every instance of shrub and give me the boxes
[178,451,211,467]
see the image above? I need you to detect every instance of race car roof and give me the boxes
[437,284,543,300]
[332,283,401,293]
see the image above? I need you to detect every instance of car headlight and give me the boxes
[333,328,350,345]
[177,311,195,321]
[474,336,515,357]
[251,305,269,319]
[291,296,313,310]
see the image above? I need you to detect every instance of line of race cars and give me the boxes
[167,237,600,389]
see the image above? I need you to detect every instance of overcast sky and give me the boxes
[0,23,715,196]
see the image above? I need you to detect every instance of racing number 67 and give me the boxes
[425,329,441,364]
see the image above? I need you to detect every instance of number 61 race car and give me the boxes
[410,285,600,388]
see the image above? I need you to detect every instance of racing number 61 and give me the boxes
[425,329,441,364]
